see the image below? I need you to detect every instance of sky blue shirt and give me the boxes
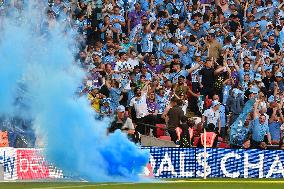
[269,121,281,141]
[251,117,270,142]
[170,70,189,84]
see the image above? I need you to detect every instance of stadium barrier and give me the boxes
[0,147,284,180]
[143,147,284,178]
[0,148,63,180]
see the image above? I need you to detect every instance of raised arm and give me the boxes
[105,79,112,89]
[187,62,201,74]
[253,100,260,119]
[214,66,226,75]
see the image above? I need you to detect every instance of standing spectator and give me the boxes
[226,88,245,124]
[129,83,156,135]
[269,100,284,144]
[105,79,122,110]
[163,98,184,143]
[251,100,272,148]
[205,30,222,59]
[127,3,146,34]
[199,58,224,98]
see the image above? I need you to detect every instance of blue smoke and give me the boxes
[0,1,149,181]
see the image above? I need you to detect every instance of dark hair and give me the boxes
[177,99,183,106]
[140,74,146,79]
[181,116,188,123]
[178,75,185,79]
[134,87,141,94]
[118,52,126,57]
[243,62,250,67]
[189,35,196,42]
[207,123,215,131]
[170,97,178,103]
[113,5,120,9]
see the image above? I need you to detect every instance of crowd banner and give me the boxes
[16,149,49,180]
[143,147,284,178]
[1,147,284,180]
[0,147,16,180]
[0,147,63,180]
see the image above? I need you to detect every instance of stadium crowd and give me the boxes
[1,0,284,149]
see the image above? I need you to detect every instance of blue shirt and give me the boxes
[156,94,169,114]
[220,105,226,128]
[110,87,121,109]
[251,117,270,142]
[269,121,281,141]
[239,68,255,83]
[170,70,189,84]
[110,15,125,32]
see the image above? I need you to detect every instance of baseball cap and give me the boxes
[275,72,283,77]
[249,87,259,94]
[211,100,220,107]
[254,74,262,81]
[117,105,125,112]
[102,98,111,104]
[265,68,272,72]
[172,14,179,19]
[195,52,201,57]
[208,29,215,34]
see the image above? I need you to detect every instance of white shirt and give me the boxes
[130,94,149,118]
[203,108,220,127]
[181,100,188,115]
[114,60,131,79]
[127,58,139,69]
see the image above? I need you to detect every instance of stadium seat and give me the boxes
[193,137,200,147]
[156,124,166,138]
[159,136,171,141]
[218,142,230,148]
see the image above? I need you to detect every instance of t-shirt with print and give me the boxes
[130,94,149,118]
[203,108,220,128]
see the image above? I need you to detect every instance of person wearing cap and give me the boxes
[108,105,135,136]
[248,86,259,101]
[254,73,268,95]
[202,100,222,134]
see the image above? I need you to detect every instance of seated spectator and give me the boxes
[108,105,137,142]
[202,100,221,134]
